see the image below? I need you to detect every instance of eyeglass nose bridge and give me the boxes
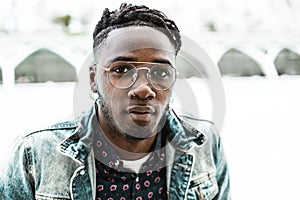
[135,66,151,73]
[131,66,152,88]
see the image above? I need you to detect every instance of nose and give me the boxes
[128,72,156,99]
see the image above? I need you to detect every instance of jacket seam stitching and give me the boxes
[24,137,35,195]
[35,192,70,199]
[24,127,77,138]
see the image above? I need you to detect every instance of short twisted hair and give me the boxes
[93,3,181,55]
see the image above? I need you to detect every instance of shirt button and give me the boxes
[115,160,119,166]
[79,170,85,175]
[136,176,139,182]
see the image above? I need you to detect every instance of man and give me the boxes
[0,3,231,199]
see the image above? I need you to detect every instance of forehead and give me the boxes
[95,26,175,63]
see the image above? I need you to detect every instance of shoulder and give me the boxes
[18,120,78,149]
[24,120,77,136]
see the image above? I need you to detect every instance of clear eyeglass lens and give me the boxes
[148,65,176,90]
[107,62,176,90]
[108,63,136,89]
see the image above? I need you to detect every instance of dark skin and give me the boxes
[90,26,176,160]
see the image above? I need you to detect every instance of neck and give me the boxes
[104,130,156,160]
[98,109,157,160]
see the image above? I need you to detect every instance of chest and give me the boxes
[95,161,168,199]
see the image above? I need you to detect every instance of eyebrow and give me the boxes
[151,59,172,65]
[112,56,172,65]
[112,56,136,62]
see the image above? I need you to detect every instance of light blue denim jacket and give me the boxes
[0,107,231,200]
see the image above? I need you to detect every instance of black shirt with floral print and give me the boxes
[93,129,167,200]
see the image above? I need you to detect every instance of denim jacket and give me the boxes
[0,107,231,200]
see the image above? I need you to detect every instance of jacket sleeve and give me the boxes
[0,136,35,199]
[213,134,231,200]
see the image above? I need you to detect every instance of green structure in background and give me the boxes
[0,67,2,84]
[274,48,300,76]
[218,48,264,77]
[15,48,77,83]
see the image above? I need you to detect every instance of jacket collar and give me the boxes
[57,106,207,164]
[57,107,96,164]
[165,109,207,152]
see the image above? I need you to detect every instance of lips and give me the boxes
[126,105,155,114]
[126,105,155,124]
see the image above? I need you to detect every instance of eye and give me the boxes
[152,67,170,78]
[112,65,132,73]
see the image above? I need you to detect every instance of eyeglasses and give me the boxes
[95,61,176,90]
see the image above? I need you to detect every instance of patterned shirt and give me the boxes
[93,129,167,200]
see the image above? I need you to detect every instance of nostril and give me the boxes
[129,85,156,99]
[128,90,137,98]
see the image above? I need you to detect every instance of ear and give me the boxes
[89,64,98,92]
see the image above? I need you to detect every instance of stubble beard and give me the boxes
[97,93,169,141]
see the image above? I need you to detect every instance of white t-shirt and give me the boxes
[121,154,151,173]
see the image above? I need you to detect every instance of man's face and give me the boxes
[91,26,176,140]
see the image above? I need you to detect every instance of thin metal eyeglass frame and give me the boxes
[94,61,176,90]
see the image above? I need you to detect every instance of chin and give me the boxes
[116,122,158,141]
[123,134,151,141]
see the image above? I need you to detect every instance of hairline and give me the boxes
[93,25,178,61]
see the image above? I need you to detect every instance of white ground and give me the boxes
[0,77,299,199]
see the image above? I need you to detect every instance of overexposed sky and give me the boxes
[0,0,299,34]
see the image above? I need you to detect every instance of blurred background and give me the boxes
[0,0,300,199]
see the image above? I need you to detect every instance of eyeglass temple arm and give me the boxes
[94,62,110,71]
